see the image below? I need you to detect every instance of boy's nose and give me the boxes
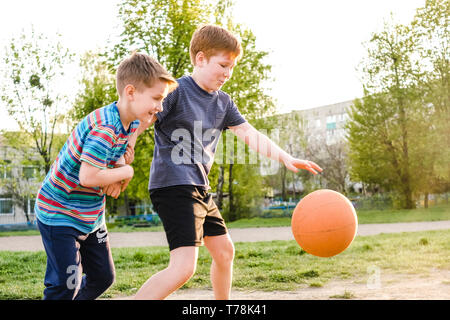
[155,103,163,113]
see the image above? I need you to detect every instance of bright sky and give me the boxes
[0,0,425,131]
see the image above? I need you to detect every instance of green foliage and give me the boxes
[111,0,213,78]
[212,18,276,219]
[70,0,277,216]
[70,51,118,125]
[412,0,450,190]
[347,0,450,208]
[0,26,73,173]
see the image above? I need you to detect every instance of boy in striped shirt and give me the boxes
[34,52,177,300]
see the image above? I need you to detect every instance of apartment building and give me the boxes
[293,100,353,145]
[268,99,360,196]
[0,138,41,227]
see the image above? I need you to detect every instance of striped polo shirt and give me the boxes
[35,102,139,234]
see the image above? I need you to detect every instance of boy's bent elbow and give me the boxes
[79,161,101,188]
[79,173,95,188]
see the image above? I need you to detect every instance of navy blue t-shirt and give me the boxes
[149,76,246,190]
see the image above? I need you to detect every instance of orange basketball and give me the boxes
[291,189,358,257]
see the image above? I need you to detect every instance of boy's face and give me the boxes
[131,80,169,123]
[195,51,237,92]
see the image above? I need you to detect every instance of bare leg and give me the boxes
[204,233,235,300]
[134,246,198,300]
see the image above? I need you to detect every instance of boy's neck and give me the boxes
[191,71,213,93]
[116,99,132,131]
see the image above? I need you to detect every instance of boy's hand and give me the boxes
[124,145,135,164]
[121,177,132,192]
[103,182,122,199]
[283,157,323,175]
[102,177,132,198]
[102,163,134,198]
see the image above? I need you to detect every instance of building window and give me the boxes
[0,161,12,179]
[326,122,336,130]
[0,198,14,215]
[326,115,336,123]
[326,115,337,130]
[22,166,39,180]
[27,197,36,215]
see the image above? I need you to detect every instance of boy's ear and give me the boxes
[195,51,206,67]
[123,84,136,100]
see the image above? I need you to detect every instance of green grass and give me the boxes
[0,203,449,237]
[1,203,449,239]
[0,229,449,299]
[356,204,450,223]
[330,290,356,299]
[227,203,450,228]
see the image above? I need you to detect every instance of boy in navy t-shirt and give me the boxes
[130,25,322,300]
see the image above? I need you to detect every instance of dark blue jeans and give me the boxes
[37,219,115,300]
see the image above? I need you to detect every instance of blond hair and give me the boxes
[116,52,177,95]
[189,24,242,65]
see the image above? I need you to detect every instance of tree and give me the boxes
[307,136,349,194]
[348,17,425,209]
[70,51,118,126]
[261,112,308,200]
[212,4,276,216]
[0,132,43,223]
[1,27,73,173]
[110,0,212,78]
[99,0,215,212]
[411,0,450,204]
[348,1,449,208]
[88,0,277,219]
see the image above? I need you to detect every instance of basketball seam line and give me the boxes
[292,222,358,235]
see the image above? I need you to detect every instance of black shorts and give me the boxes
[150,185,228,251]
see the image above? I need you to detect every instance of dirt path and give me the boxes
[112,269,449,300]
[1,220,450,252]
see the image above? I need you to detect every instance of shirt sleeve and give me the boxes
[129,120,140,136]
[80,125,115,169]
[224,99,247,129]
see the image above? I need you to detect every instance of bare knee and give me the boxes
[213,240,235,267]
[174,261,196,284]
[168,247,198,285]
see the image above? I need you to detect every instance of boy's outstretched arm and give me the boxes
[79,160,134,188]
[229,122,323,175]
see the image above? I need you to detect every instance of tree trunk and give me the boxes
[402,183,415,209]
[112,198,118,215]
[217,165,225,210]
[292,171,296,200]
[124,190,130,216]
[424,192,429,209]
[228,163,235,221]
[23,198,30,223]
[281,166,286,200]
